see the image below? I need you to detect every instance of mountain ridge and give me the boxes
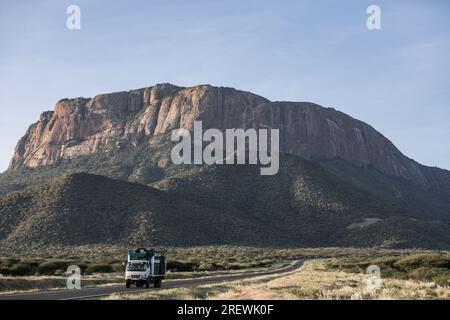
[8,83,445,191]
[1,83,450,250]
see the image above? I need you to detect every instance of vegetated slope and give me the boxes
[1,155,450,250]
[153,155,450,249]
[0,173,270,250]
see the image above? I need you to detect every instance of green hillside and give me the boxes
[1,154,449,250]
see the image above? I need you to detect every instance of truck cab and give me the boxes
[125,248,166,288]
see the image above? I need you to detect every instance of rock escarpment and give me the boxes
[8,83,433,186]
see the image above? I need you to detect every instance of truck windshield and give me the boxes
[127,262,147,271]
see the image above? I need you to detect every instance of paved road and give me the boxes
[0,260,304,300]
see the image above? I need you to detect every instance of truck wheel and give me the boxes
[126,280,131,288]
[145,281,150,289]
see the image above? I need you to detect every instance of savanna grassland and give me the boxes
[107,252,450,300]
[0,246,449,299]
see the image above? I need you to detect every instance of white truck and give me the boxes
[125,248,166,288]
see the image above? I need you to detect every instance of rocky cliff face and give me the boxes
[9,83,430,186]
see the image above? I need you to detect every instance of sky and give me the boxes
[0,0,449,172]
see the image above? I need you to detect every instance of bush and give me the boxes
[394,254,450,271]
[0,261,41,276]
[409,267,450,285]
[431,273,450,286]
[0,258,20,267]
[0,267,9,275]
[167,261,199,272]
[54,269,64,276]
[7,263,34,276]
[37,260,71,275]
[85,264,114,274]
[326,253,450,286]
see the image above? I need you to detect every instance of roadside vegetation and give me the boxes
[108,258,450,300]
[0,245,413,276]
[0,246,449,297]
[325,253,450,286]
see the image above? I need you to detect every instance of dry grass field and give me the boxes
[1,246,449,298]
[106,259,450,300]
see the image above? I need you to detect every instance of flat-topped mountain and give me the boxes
[1,83,450,250]
[9,84,442,188]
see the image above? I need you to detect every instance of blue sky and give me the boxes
[1,0,449,172]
